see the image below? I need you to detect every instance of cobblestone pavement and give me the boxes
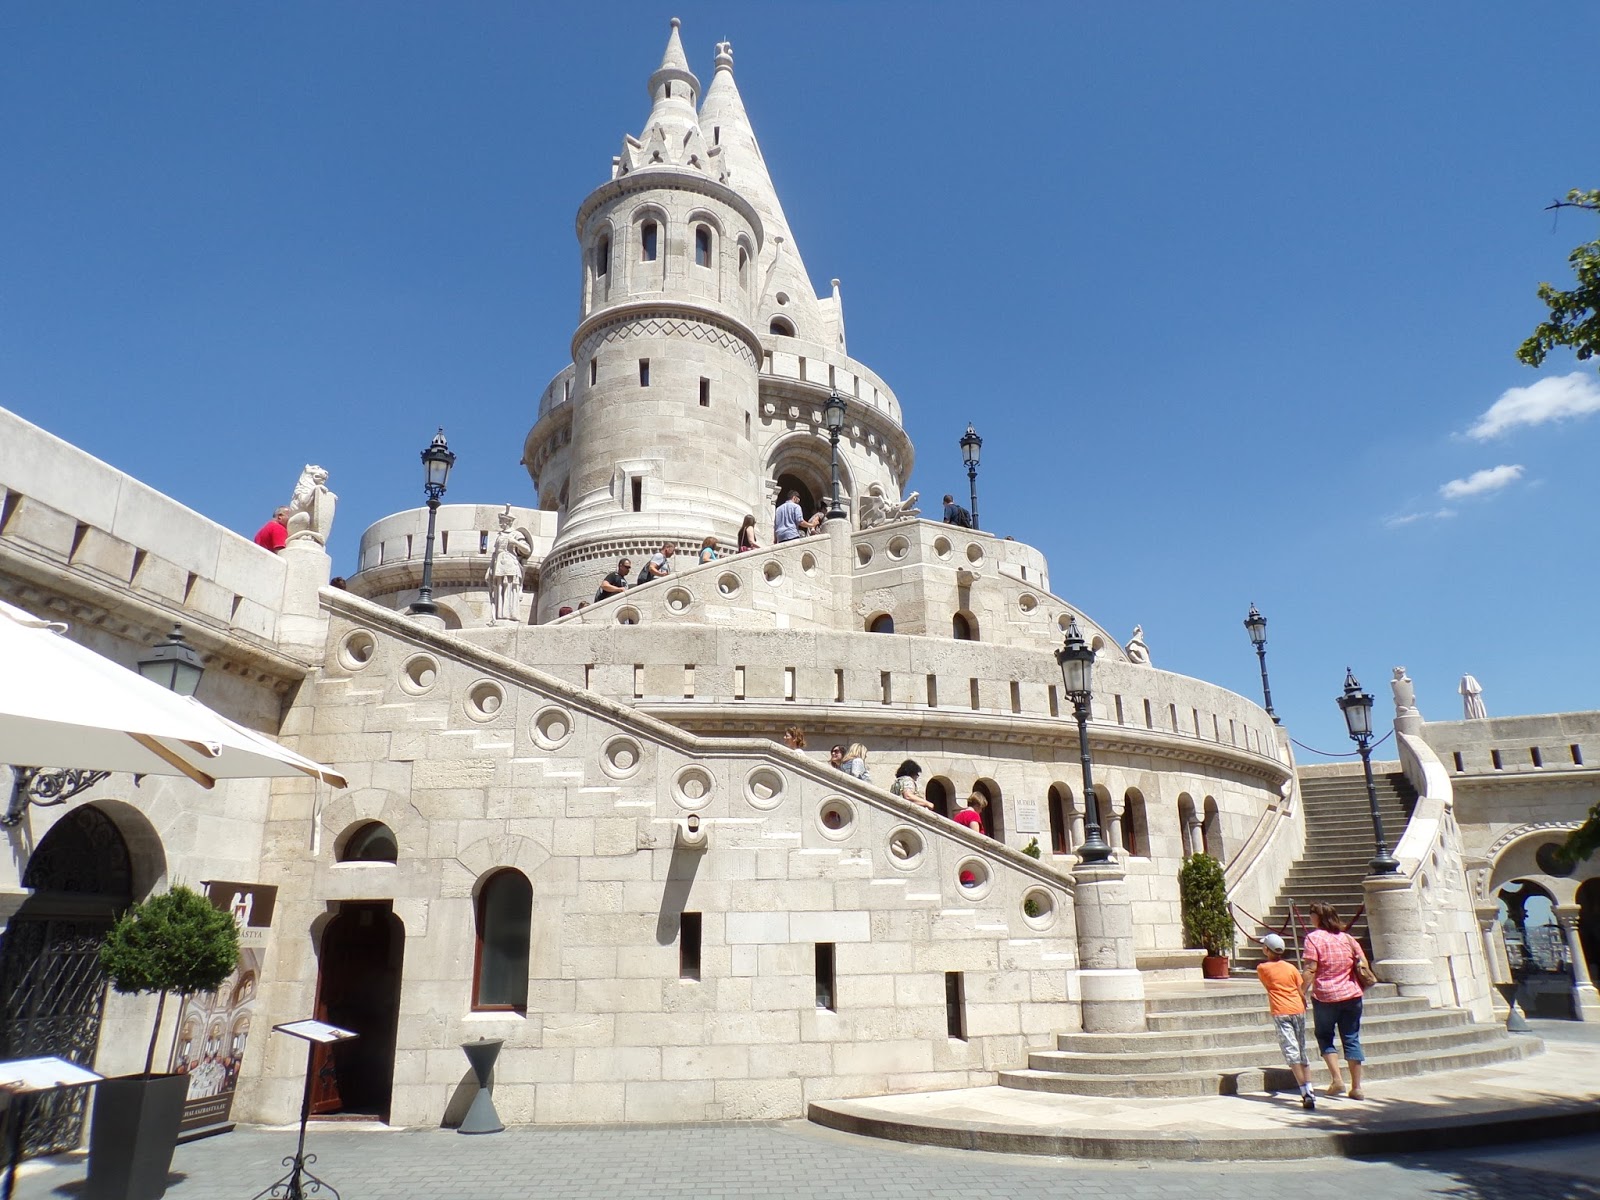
[14,1120,1598,1200]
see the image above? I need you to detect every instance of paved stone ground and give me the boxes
[14,1120,1599,1200]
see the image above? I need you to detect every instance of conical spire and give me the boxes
[699,40,828,343]
[648,17,697,98]
[618,18,713,178]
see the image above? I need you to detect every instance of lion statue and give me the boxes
[286,465,336,547]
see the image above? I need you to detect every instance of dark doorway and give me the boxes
[312,902,404,1120]
[973,779,1004,842]
[774,473,820,517]
[925,777,953,820]
[0,804,134,1157]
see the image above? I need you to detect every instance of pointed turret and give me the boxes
[617,18,716,178]
[699,40,831,346]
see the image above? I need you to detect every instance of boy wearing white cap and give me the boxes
[1256,933,1315,1109]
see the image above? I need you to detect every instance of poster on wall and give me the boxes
[168,880,278,1136]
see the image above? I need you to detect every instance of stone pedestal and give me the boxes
[1555,905,1600,1022]
[276,542,333,659]
[1364,872,1439,996]
[1072,860,1145,1033]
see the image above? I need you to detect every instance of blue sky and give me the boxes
[3,2,1596,756]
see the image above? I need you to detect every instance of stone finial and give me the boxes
[714,40,734,72]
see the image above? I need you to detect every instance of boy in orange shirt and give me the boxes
[1256,933,1314,1109]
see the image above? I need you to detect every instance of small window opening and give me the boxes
[738,246,748,287]
[713,125,720,145]
[734,666,746,701]
[868,614,894,634]
[595,236,609,277]
[784,667,796,701]
[926,675,938,708]
[478,530,489,554]
[1047,685,1060,718]
[633,664,644,699]
[945,971,967,1040]
[641,220,658,261]
[1114,695,1125,725]
[639,359,650,387]
[1143,699,1153,729]
[880,671,892,704]
[769,317,794,337]
[683,664,695,698]
[1531,746,1543,768]
[834,668,844,702]
[952,612,974,640]
[694,225,712,267]
[1010,681,1022,714]
[680,912,702,980]
[1047,787,1069,855]
[1573,744,1585,765]
[969,678,980,710]
[1452,751,1464,772]
[815,944,836,1011]
[589,356,598,385]
[699,378,710,406]
[1491,748,1503,770]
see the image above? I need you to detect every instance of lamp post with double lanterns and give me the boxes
[959,424,982,531]
[824,392,847,520]
[1337,668,1401,875]
[1055,617,1112,863]
[410,429,456,618]
[1243,604,1279,723]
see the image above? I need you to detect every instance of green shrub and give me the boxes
[1178,853,1234,956]
[1022,837,1042,860]
[100,885,240,1074]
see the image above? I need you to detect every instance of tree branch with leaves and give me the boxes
[1518,189,1600,371]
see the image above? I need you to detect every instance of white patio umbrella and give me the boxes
[0,599,346,788]
[1459,674,1488,721]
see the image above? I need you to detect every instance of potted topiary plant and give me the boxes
[1178,853,1235,979]
[88,885,239,1200]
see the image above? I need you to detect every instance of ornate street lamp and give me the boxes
[410,429,456,618]
[137,624,206,698]
[959,424,982,531]
[824,392,847,520]
[1337,668,1401,875]
[1055,617,1112,863]
[1243,604,1279,724]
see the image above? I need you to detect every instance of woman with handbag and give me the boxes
[1301,901,1375,1099]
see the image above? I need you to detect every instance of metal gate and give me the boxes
[0,804,132,1157]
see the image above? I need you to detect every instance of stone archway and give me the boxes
[311,902,405,1120]
[766,433,854,522]
[1496,879,1574,1018]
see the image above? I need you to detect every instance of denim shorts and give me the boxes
[1312,997,1364,1062]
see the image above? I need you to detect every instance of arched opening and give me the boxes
[738,245,749,288]
[311,902,405,1120]
[867,614,895,634]
[972,778,1004,843]
[693,225,712,267]
[769,316,795,337]
[640,220,658,262]
[925,777,954,821]
[774,472,820,517]
[1047,784,1072,855]
[1121,788,1147,857]
[952,612,977,641]
[1177,793,1198,858]
[1201,796,1224,860]
[338,821,398,864]
[0,805,135,1156]
[474,869,533,1012]
[1497,879,1574,1018]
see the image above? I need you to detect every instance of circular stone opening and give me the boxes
[1021,886,1058,930]
[744,766,786,811]
[956,857,993,898]
[338,629,377,671]
[855,544,873,568]
[1536,842,1577,877]
[531,704,573,750]
[886,826,925,870]
[933,536,952,560]
[817,798,856,840]
[886,535,910,560]
[601,736,643,778]
[716,572,742,598]
[800,551,818,576]
[1018,593,1038,613]
[965,543,984,565]
[1057,613,1073,632]
[400,653,438,694]
[776,291,789,305]
[673,765,715,810]
[665,587,693,613]
[467,680,505,719]
[762,561,784,586]
[615,605,641,625]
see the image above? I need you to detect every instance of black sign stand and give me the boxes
[250,1020,356,1200]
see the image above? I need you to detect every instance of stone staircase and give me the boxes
[1231,768,1416,974]
[996,982,1538,1099]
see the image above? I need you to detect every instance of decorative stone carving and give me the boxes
[1460,674,1488,719]
[857,483,921,530]
[286,465,336,547]
[1391,667,1416,712]
[1125,625,1151,666]
[486,506,533,623]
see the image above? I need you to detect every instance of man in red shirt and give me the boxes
[253,506,290,552]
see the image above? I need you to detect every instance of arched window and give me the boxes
[769,316,795,337]
[1177,794,1198,858]
[925,777,954,820]
[952,612,977,641]
[867,614,895,634]
[738,245,749,288]
[594,235,610,277]
[973,778,1004,842]
[1202,796,1224,860]
[474,869,532,1011]
[1121,789,1147,857]
[1047,785,1071,855]
[694,225,712,267]
[339,821,397,863]
[641,220,658,262]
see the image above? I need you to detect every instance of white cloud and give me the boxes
[1467,372,1600,440]
[1384,508,1457,528]
[1439,464,1523,499]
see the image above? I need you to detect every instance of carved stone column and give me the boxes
[1555,904,1600,1021]
[1186,817,1204,858]
[1072,859,1145,1032]
[1363,872,1441,1001]
[1477,902,1513,1017]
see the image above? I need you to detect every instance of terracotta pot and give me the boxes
[1201,954,1231,979]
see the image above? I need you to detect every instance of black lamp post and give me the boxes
[1243,604,1279,724]
[410,428,456,617]
[137,624,206,697]
[1056,617,1112,863]
[959,424,982,531]
[824,392,847,520]
[1337,668,1401,875]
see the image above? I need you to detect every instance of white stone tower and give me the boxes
[529,21,768,616]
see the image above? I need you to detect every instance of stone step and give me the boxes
[1144,994,1429,1031]
[1057,1007,1470,1052]
[997,1067,1226,1099]
[1262,1035,1543,1089]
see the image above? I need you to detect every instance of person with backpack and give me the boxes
[942,494,972,528]
[636,543,676,584]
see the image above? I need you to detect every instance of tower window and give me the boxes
[680,911,702,980]
[713,125,720,145]
[595,235,609,277]
[738,246,749,288]
[641,220,658,262]
[815,943,836,1011]
[639,359,650,387]
[769,317,795,337]
[699,378,710,407]
[631,477,643,513]
[694,225,712,267]
[589,357,598,385]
